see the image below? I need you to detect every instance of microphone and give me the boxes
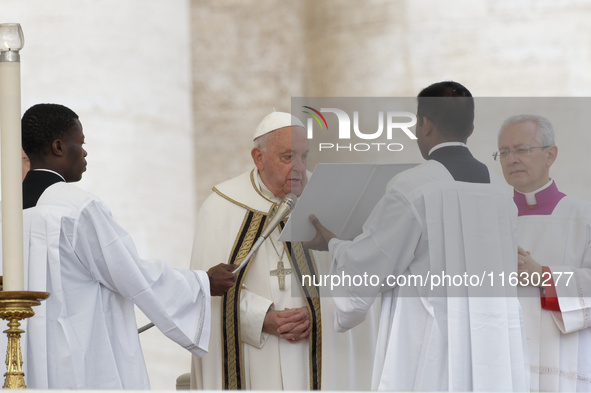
[232,193,297,274]
[138,322,154,334]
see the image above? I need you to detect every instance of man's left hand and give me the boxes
[276,307,311,343]
[263,306,310,343]
[517,246,543,287]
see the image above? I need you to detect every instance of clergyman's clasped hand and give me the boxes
[263,306,311,343]
[207,263,236,296]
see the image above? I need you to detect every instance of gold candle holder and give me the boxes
[0,290,49,389]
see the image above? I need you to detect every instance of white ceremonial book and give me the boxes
[279,162,417,242]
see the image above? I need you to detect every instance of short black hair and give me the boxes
[22,103,79,159]
[417,81,474,140]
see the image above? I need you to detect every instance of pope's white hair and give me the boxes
[499,114,556,147]
[253,132,272,152]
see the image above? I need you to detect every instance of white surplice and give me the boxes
[517,194,591,392]
[10,182,211,389]
[190,169,378,390]
[328,160,530,391]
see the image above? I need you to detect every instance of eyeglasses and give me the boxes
[492,146,550,161]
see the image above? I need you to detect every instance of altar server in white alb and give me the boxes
[307,81,530,391]
[18,103,235,389]
[189,111,378,390]
[497,114,591,392]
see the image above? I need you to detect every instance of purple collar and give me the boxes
[514,181,566,216]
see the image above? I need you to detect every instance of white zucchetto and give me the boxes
[252,112,305,140]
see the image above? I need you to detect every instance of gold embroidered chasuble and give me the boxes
[199,169,322,390]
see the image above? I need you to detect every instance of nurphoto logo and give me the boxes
[298,100,418,154]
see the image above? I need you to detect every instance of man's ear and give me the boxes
[51,140,64,157]
[421,116,434,137]
[467,124,474,139]
[546,145,558,168]
[251,147,264,171]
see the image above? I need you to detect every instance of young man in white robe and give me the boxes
[189,111,379,390]
[497,114,591,392]
[307,81,530,391]
[14,103,236,389]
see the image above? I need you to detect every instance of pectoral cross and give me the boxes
[270,261,292,291]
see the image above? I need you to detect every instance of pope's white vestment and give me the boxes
[328,160,530,391]
[190,169,378,390]
[515,181,591,391]
[14,181,212,389]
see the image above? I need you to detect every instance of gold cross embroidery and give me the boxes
[270,261,292,291]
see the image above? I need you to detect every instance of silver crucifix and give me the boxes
[270,261,292,291]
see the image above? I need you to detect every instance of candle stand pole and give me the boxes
[0,291,49,389]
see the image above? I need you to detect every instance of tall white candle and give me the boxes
[0,23,24,292]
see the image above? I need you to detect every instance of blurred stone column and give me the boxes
[190,0,307,209]
[303,0,414,97]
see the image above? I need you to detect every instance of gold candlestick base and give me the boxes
[0,291,49,389]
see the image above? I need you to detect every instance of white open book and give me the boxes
[279,162,417,242]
